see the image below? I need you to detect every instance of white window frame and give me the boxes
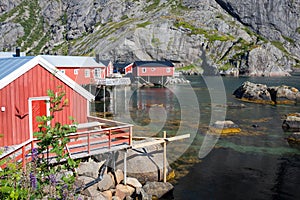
[142,68,147,73]
[74,69,79,75]
[28,96,50,140]
[151,68,155,71]
[166,68,171,73]
[85,69,90,78]
[60,70,65,74]
[94,68,101,78]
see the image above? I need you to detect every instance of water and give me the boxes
[92,76,300,199]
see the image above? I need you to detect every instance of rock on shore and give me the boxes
[282,113,300,132]
[233,81,300,104]
[76,158,174,200]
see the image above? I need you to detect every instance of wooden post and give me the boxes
[163,131,167,183]
[124,150,127,185]
[103,86,106,118]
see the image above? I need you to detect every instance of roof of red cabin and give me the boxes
[0,55,95,101]
[133,60,174,67]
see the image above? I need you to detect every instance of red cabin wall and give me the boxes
[135,66,174,77]
[57,67,105,85]
[0,64,89,146]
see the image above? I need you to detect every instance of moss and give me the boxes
[143,0,160,12]
[219,63,234,71]
[175,64,196,71]
[282,35,295,44]
[296,27,300,34]
[271,41,289,55]
[209,127,242,135]
[136,21,152,28]
[121,15,129,20]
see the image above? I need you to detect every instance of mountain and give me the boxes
[0,0,299,76]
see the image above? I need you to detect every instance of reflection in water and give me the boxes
[91,76,300,199]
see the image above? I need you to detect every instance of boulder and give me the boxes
[126,177,142,188]
[286,132,300,147]
[209,120,241,135]
[114,139,172,184]
[282,113,300,132]
[114,169,124,185]
[97,174,115,191]
[115,184,135,199]
[233,81,273,104]
[77,160,105,179]
[233,81,300,104]
[142,182,174,199]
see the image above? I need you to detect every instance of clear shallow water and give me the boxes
[92,75,300,200]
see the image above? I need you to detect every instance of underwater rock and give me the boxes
[282,113,300,132]
[209,120,241,135]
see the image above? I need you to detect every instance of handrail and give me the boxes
[1,117,133,169]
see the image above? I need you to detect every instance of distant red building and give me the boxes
[132,61,175,85]
[0,56,94,146]
[40,55,107,85]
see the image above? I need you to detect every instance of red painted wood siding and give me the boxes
[57,67,106,85]
[0,64,89,146]
[133,66,174,77]
[125,64,133,74]
[105,62,114,77]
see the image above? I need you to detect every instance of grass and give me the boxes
[175,64,196,71]
[282,35,295,44]
[271,41,289,55]
[136,21,152,28]
[296,27,300,34]
[219,63,234,71]
[143,0,160,12]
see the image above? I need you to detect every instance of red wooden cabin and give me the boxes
[0,56,94,146]
[132,61,174,85]
[40,55,107,85]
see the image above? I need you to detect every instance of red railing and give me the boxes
[0,116,133,169]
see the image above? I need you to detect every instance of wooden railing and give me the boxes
[0,117,133,169]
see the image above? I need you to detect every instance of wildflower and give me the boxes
[49,174,57,186]
[31,148,38,161]
[30,172,37,190]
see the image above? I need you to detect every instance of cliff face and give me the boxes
[0,0,299,76]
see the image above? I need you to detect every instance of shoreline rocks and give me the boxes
[282,113,300,132]
[233,81,300,104]
[76,158,174,200]
[209,120,241,135]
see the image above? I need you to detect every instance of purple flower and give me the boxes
[31,148,38,161]
[77,197,83,200]
[30,172,37,190]
[49,174,57,186]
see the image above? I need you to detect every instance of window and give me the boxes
[142,68,147,73]
[60,70,65,74]
[85,69,90,77]
[151,68,155,71]
[166,68,171,73]
[74,69,79,75]
[94,68,101,78]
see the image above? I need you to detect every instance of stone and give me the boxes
[114,169,124,185]
[286,132,300,147]
[142,181,174,199]
[77,160,105,179]
[210,120,241,135]
[102,190,113,200]
[136,187,151,200]
[125,177,142,188]
[233,81,300,104]
[115,184,135,197]
[97,174,115,191]
[282,113,300,132]
[75,175,95,191]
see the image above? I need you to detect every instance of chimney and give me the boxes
[96,53,100,63]
[16,47,20,57]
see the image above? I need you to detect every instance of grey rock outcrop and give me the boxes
[233,81,300,104]
[142,181,174,199]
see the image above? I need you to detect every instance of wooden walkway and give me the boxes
[0,116,133,169]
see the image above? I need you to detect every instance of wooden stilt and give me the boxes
[163,131,167,183]
[124,150,127,185]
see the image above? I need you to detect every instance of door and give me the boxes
[29,97,50,139]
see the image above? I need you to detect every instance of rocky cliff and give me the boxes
[0,0,299,76]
